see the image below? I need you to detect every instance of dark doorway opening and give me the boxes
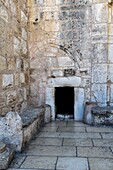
[55,87,74,119]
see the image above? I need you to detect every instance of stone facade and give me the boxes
[0,0,113,152]
[28,0,113,120]
[0,0,29,116]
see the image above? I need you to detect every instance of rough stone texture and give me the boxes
[9,121,113,170]
[84,102,97,125]
[0,108,44,152]
[91,106,113,125]
[28,0,113,120]
[44,105,51,123]
[0,112,23,152]
[22,107,44,148]
[0,0,29,116]
[0,142,14,170]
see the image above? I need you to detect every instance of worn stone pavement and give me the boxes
[8,121,113,170]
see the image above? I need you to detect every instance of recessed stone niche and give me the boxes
[46,76,85,121]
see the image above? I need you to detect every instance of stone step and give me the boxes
[0,142,14,170]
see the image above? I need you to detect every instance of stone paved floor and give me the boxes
[8,121,113,170]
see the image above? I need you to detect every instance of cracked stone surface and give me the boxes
[9,121,113,170]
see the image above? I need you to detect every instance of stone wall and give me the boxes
[0,0,29,116]
[28,0,113,109]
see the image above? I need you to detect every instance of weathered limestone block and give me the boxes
[16,58,23,71]
[74,88,84,121]
[91,84,107,104]
[0,142,14,170]
[7,58,16,70]
[2,74,13,89]
[108,64,113,82]
[84,102,97,125]
[14,37,21,56]
[0,93,5,109]
[0,56,6,70]
[44,105,51,123]
[21,39,27,55]
[45,21,60,32]
[48,77,81,87]
[21,10,28,24]
[46,58,57,67]
[6,91,17,105]
[111,84,113,103]
[52,70,63,77]
[22,107,44,147]
[91,106,113,126]
[92,44,107,63]
[92,24,107,36]
[58,57,74,67]
[92,64,107,83]
[20,73,25,84]
[10,0,16,16]
[0,6,8,22]
[92,3,108,23]
[108,44,113,62]
[0,112,23,152]
[22,28,27,41]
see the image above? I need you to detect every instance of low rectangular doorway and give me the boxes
[55,87,74,119]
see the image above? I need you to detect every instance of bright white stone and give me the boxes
[74,88,85,121]
[45,87,55,120]
[92,4,108,23]
[20,73,25,84]
[48,77,81,87]
[108,44,113,62]
[91,84,107,104]
[92,64,107,83]
[2,74,13,88]
[0,6,8,22]
[58,57,74,67]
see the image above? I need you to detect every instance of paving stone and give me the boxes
[20,156,57,169]
[56,157,89,170]
[89,158,113,170]
[30,137,63,146]
[45,121,67,127]
[101,132,113,139]
[86,127,113,133]
[39,132,101,139]
[63,139,93,147]
[93,139,113,147]
[38,132,61,138]
[67,121,89,127]
[9,155,26,168]
[23,146,76,156]
[60,132,101,139]
[77,147,113,158]
[40,126,58,132]
[58,126,86,132]
[7,168,54,170]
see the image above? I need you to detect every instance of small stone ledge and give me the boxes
[21,107,44,128]
[21,107,45,149]
[91,106,113,126]
[0,107,45,153]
